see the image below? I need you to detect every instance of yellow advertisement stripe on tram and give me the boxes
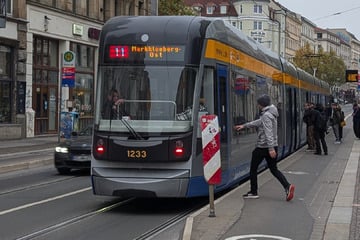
[204,39,282,82]
[204,39,329,93]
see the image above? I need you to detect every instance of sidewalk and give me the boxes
[183,130,360,240]
[0,135,59,153]
[0,135,59,173]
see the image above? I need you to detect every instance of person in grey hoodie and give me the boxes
[234,94,295,201]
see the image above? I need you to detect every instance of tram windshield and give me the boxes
[95,66,198,133]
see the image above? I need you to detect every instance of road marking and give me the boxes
[0,187,91,216]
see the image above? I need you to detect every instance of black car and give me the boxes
[54,126,92,174]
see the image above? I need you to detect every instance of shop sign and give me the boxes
[73,23,83,36]
[88,27,100,40]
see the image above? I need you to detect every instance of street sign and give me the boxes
[62,51,75,67]
[62,51,76,87]
[200,115,221,184]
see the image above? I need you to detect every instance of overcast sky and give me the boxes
[276,0,360,40]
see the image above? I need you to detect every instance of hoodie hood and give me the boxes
[262,104,279,118]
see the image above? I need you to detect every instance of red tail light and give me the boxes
[96,139,105,155]
[174,140,184,157]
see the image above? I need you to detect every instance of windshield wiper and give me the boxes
[120,118,143,140]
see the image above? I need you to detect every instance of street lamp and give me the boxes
[269,9,284,56]
[305,54,321,77]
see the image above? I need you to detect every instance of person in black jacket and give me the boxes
[353,103,360,138]
[303,102,316,150]
[329,102,342,144]
[313,103,328,155]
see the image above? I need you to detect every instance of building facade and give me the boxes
[0,0,152,140]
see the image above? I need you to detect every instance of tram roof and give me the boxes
[101,16,282,69]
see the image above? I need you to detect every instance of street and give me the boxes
[0,164,205,240]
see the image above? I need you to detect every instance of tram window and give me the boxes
[231,71,257,135]
[202,68,215,114]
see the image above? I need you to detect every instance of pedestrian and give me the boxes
[234,94,295,201]
[329,102,342,144]
[303,102,316,151]
[313,103,328,155]
[352,103,360,138]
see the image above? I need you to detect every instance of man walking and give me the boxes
[329,102,342,144]
[313,103,328,155]
[303,102,316,151]
[234,94,295,201]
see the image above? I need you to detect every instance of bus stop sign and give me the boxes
[200,115,221,184]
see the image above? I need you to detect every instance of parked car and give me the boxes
[54,125,92,174]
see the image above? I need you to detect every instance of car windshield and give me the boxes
[95,66,197,134]
[75,126,93,137]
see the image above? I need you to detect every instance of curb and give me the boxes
[0,157,53,174]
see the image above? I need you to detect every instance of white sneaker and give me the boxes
[243,192,259,199]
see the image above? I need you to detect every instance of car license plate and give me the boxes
[72,155,90,161]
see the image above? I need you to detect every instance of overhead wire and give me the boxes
[312,6,360,21]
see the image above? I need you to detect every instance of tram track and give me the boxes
[14,197,206,240]
[0,175,80,196]
[15,197,136,240]
[133,199,208,240]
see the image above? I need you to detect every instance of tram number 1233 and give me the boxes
[127,150,147,158]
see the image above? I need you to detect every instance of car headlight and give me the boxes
[55,146,69,153]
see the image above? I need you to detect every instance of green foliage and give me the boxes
[293,43,346,87]
[158,0,195,16]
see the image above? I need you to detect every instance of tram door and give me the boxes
[287,88,297,152]
[215,64,229,143]
[215,64,230,174]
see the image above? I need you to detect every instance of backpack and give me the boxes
[317,111,328,132]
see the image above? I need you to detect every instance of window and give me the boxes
[0,45,11,123]
[0,45,10,78]
[253,21,262,30]
[220,5,227,14]
[5,0,12,15]
[33,38,58,68]
[74,0,88,16]
[254,4,262,14]
[207,6,214,14]
[71,43,95,117]
[32,36,59,134]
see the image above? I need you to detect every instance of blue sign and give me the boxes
[62,78,75,87]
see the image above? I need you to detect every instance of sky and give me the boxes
[276,0,360,40]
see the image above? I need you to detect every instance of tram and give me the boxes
[91,16,330,198]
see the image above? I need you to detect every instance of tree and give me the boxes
[293,43,346,87]
[158,0,195,16]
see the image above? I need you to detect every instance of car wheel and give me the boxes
[57,167,71,175]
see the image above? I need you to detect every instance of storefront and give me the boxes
[0,45,12,124]
[0,16,26,139]
[27,5,101,136]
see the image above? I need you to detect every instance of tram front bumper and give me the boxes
[91,168,190,198]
